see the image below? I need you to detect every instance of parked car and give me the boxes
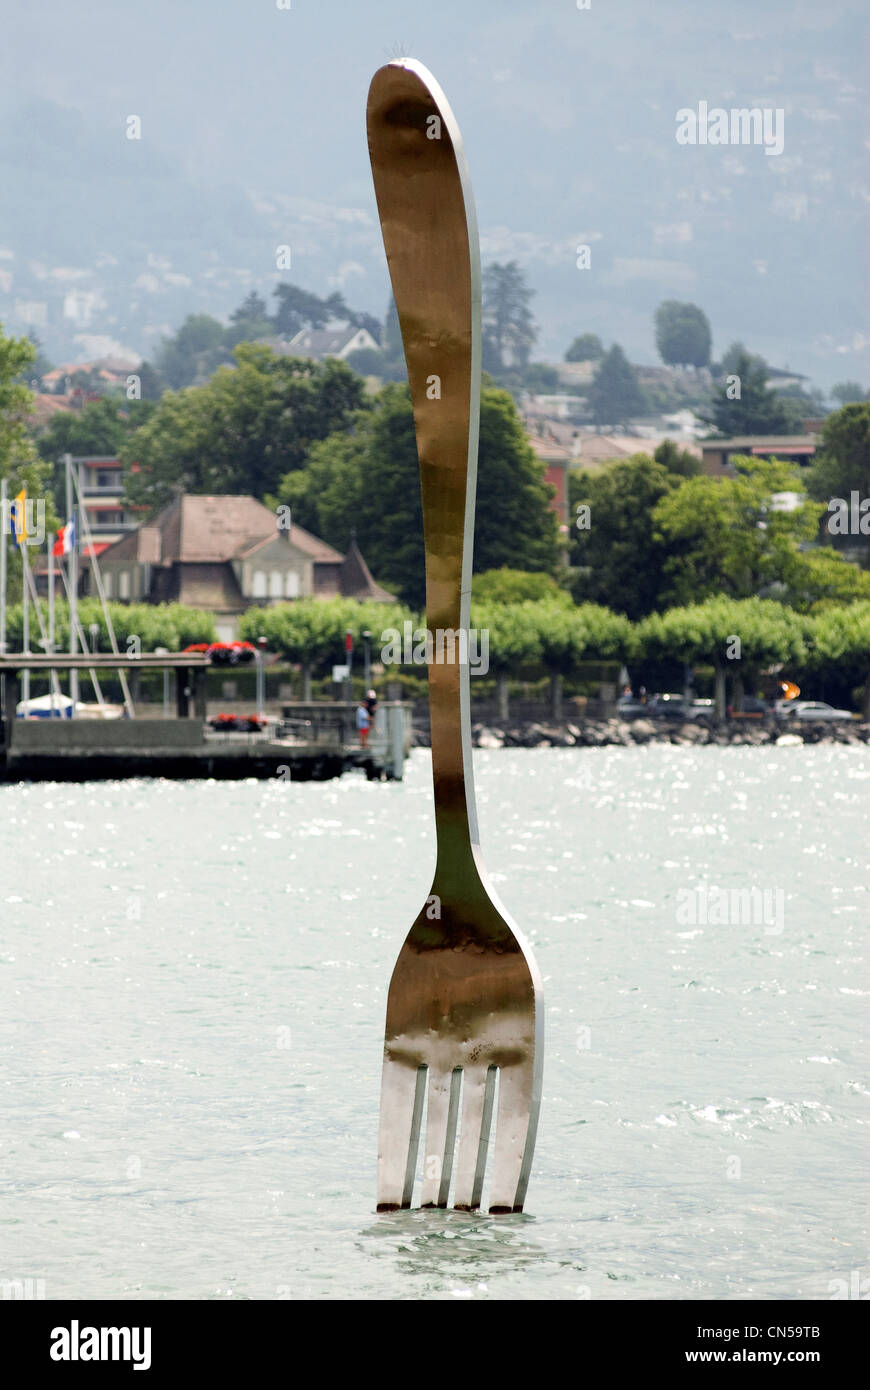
[789,701,853,722]
[616,694,648,720]
[773,698,800,717]
[689,698,715,721]
[646,693,690,720]
[727,696,769,719]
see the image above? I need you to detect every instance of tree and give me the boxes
[225,291,274,349]
[347,308,383,341]
[482,261,536,372]
[718,341,768,378]
[35,397,154,514]
[377,293,408,382]
[805,402,870,510]
[831,382,867,407]
[781,548,870,612]
[274,284,335,336]
[653,439,701,478]
[704,350,793,435]
[588,345,646,426]
[121,344,368,513]
[533,599,633,718]
[1,324,55,604]
[382,294,402,357]
[76,600,217,652]
[652,457,823,605]
[154,314,230,390]
[344,347,386,377]
[472,568,565,604]
[640,597,807,718]
[272,383,559,609]
[518,363,559,393]
[565,334,604,363]
[569,456,679,619]
[654,301,712,369]
[809,602,870,717]
[238,598,410,699]
[469,600,542,720]
[135,361,164,400]
[36,397,130,462]
[15,332,53,388]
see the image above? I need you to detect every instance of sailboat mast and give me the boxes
[64,452,79,716]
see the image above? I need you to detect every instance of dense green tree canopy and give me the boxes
[805,402,870,506]
[640,596,808,675]
[565,333,604,363]
[35,397,154,511]
[1,599,216,653]
[569,456,678,618]
[652,457,823,605]
[705,350,793,435]
[531,599,634,676]
[154,314,231,390]
[1,323,55,603]
[718,341,767,378]
[831,382,867,406]
[653,438,701,477]
[121,345,368,513]
[588,345,646,426]
[225,291,273,350]
[468,600,543,675]
[482,261,536,373]
[654,301,712,369]
[781,547,870,612]
[271,284,381,343]
[272,383,559,608]
[238,598,414,680]
[472,568,565,604]
[808,602,870,715]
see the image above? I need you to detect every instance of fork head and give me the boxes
[377,856,543,1214]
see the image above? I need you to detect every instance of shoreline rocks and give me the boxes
[409,717,870,750]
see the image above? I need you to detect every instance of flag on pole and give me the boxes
[53,518,76,556]
[10,488,28,547]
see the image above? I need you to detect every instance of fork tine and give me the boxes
[452,1064,497,1210]
[487,1058,538,1213]
[420,1067,462,1207]
[377,1059,426,1210]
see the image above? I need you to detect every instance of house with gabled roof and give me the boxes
[91,494,395,641]
[281,322,380,360]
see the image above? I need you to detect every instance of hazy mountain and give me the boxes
[1,0,866,390]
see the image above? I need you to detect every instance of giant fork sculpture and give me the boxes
[367,60,544,1213]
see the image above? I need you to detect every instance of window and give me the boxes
[119,570,130,599]
[269,570,283,598]
[104,572,113,598]
[252,570,267,598]
[285,570,300,598]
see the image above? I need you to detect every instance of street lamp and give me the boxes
[362,629,372,691]
[155,646,170,718]
[88,622,100,653]
[344,628,354,705]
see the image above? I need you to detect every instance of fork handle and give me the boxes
[367,61,481,869]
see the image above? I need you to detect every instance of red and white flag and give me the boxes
[53,517,76,556]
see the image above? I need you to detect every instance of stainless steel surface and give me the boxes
[367,59,544,1213]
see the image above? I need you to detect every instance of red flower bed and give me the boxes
[209,712,267,732]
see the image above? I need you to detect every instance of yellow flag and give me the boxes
[12,487,27,546]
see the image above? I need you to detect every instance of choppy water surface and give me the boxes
[1,745,866,1301]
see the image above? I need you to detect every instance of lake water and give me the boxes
[1,745,866,1301]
